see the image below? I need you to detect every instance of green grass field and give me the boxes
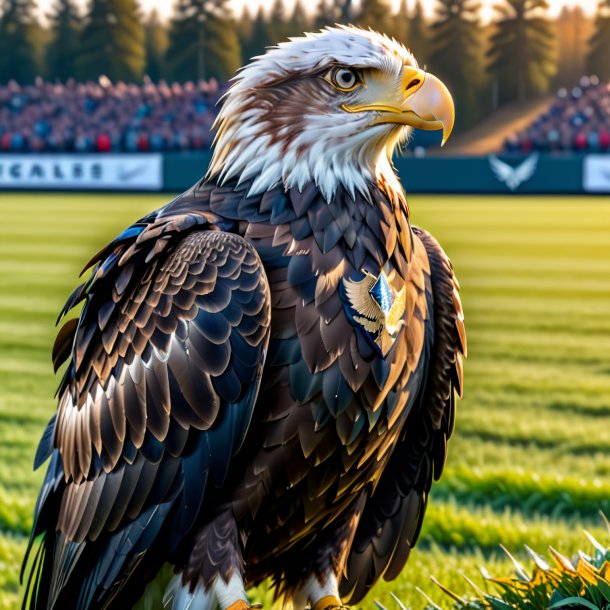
[1,192,609,609]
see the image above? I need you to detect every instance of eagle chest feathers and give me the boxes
[186,178,433,553]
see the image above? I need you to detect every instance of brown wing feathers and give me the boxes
[23,207,271,610]
[55,224,270,482]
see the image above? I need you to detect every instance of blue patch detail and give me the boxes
[99,251,119,277]
[115,225,146,242]
[369,273,394,315]
[340,271,385,358]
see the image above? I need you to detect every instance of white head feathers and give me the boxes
[208,26,418,203]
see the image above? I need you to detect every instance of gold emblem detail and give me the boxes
[343,271,406,356]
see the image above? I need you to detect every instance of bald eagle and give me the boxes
[22,26,466,610]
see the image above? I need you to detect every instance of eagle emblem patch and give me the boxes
[342,271,406,357]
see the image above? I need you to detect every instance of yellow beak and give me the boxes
[374,67,455,146]
[342,67,455,146]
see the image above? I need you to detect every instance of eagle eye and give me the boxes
[325,67,362,92]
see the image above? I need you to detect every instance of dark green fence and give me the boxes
[163,152,596,194]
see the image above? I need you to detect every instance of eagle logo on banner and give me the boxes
[343,271,406,357]
[488,153,539,191]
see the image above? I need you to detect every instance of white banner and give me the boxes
[0,154,163,190]
[583,155,610,193]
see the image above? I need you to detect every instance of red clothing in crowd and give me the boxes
[96,133,112,152]
[574,133,587,150]
[137,134,150,151]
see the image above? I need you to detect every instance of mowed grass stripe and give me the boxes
[0,533,27,610]
[464,314,610,336]
[0,260,90,277]
[432,468,610,522]
[465,361,609,394]
[461,295,610,316]
[448,437,610,479]
[408,195,610,223]
[462,275,610,294]
[468,328,610,355]
[453,254,610,275]
[457,410,610,447]
[419,499,610,552]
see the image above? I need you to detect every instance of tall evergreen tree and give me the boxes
[0,0,39,82]
[113,0,145,81]
[555,7,592,87]
[286,0,309,37]
[241,6,270,64]
[429,0,484,126]
[357,0,392,33]
[78,0,146,82]
[236,6,253,54]
[339,0,355,21]
[313,0,332,29]
[166,0,241,82]
[408,0,428,62]
[46,0,80,81]
[586,0,610,81]
[487,0,556,104]
[314,0,354,28]
[389,0,410,47]
[267,0,287,42]
[145,9,168,81]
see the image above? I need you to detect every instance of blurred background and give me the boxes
[1,1,610,609]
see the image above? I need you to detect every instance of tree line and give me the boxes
[1,0,610,130]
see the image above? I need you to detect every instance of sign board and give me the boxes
[0,154,163,191]
[583,155,610,193]
[391,155,583,194]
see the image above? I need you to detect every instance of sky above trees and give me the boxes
[33,0,599,24]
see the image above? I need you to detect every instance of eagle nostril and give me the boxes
[406,78,421,91]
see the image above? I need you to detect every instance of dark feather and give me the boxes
[52,318,78,372]
[33,415,56,470]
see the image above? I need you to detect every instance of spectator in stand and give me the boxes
[504,75,610,154]
[96,133,112,152]
[0,77,225,153]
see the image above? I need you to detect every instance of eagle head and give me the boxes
[208,25,454,203]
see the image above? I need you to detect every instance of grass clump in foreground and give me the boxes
[391,516,610,610]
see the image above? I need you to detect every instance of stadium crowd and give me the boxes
[504,76,610,153]
[0,78,222,153]
[2,75,610,155]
